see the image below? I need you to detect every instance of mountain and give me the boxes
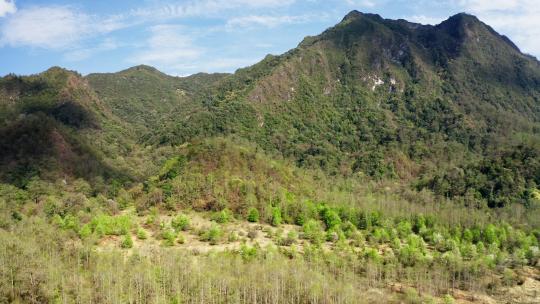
[1,12,539,207]
[86,65,227,137]
[1,11,540,304]
[87,11,540,207]
[0,67,129,187]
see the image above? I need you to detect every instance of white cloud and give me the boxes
[63,38,120,61]
[0,0,15,17]
[0,6,126,49]
[345,0,379,7]
[130,25,203,67]
[408,15,446,25]
[226,15,310,29]
[131,0,296,20]
[458,0,521,12]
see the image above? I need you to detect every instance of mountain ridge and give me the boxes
[1,10,539,208]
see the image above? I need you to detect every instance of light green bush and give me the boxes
[201,225,222,245]
[302,219,324,245]
[137,228,148,240]
[271,207,282,226]
[121,234,133,249]
[212,209,233,224]
[172,214,190,231]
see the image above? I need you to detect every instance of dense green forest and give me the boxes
[1,11,539,303]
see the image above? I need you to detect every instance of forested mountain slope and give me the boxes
[86,65,227,137]
[0,67,132,187]
[88,12,540,208]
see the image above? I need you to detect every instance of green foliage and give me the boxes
[79,224,92,239]
[302,219,325,245]
[247,207,259,223]
[90,214,132,236]
[171,214,190,231]
[240,245,258,261]
[443,294,455,304]
[320,206,342,230]
[397,221,413,238]
[158,156,186,180]
[200,224,223,245]
[363,247,382,264]
[136,228,148,240]
[162,229,176,246]
[271,207,282,227]
[212,208,233,224]
[121,234,133,249]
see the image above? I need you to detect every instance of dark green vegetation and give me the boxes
[1,11,540,303]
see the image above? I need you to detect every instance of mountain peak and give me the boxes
[437,12,522,52]
[341,10,383,23]
[342,10,363,20]
[438,12,480,29]
[126,65,163,73]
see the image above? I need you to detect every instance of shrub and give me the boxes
[502,268,517,286]
[350,231,365,247]
[137,228,148,240]
[240,245,258,261]
[302,219,324,245]
[79,224,92,239]
[399,245,423,267]
[171,214,190,231]
[341,221,357,238]
[364,247,382,264]
[91,214,132,236]
[279,230,298,246]
[326,227,345,242]
[121,234,133,249]
[247,207,259,223]
[526,246,539,263]
[162,229,176,246]
[321,208,341,229]
[397,220,413,238]
[201,225,222,245]
[462,228,473,243]
[212,209,233,223]
[295,213,306,226]
[287,230,298,242]
[404,287,421,304]
[443,294,455,304]
[271,207,282,226]
[484,224,498,245]
[371,227,390,244]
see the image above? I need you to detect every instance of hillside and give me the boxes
[86,65,228,137]
[88,12,540,208]
[0,67,178,189]
[0,10,539,304]
[0,67,130,186]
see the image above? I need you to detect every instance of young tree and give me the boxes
[247,207,259,223]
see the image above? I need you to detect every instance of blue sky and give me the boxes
[0,0,538,76]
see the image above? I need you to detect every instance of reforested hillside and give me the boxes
[1,11,539,304]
